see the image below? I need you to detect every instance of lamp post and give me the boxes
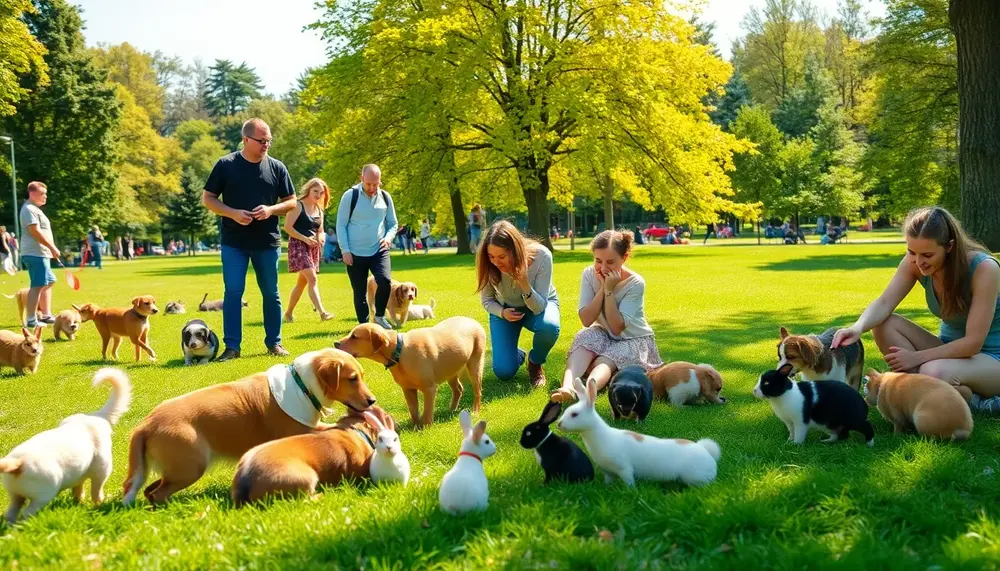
[0,136,17,239]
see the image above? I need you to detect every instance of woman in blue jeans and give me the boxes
[477,220,560,388]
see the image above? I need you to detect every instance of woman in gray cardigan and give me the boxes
[476,221,560,388]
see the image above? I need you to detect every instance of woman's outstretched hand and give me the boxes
[831,326,860,349]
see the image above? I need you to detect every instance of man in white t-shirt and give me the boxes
[19,182,62,328]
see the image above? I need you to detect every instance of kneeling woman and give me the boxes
[477,221,559,387]
[833,206,1000,413]
[551,229,662,403]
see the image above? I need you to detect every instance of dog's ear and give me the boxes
[472,420,487,444]
[866,368,882,380]
[778,363,795,377]
[313,354,343,400]
[131,296,141,307]
[797,338,820,366]
[71,304,81,312]
[34,326,42,341]
[21,327,29,339]
[394,287,404,306]
[413,285,418,298]
[540,401,561,424]
[779,326,789,339]
[371,328,391,353]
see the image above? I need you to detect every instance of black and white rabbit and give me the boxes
[520,401,594,483]
[608,365,653,421]
[753,364,874,446]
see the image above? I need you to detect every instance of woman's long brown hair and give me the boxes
[475,220,539,293]
[904,206,989,318]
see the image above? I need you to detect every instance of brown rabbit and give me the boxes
[0,327,44,375]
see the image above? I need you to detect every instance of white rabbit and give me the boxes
[438,410,496,515]
[557,377,721,487]
[363,411,410,486]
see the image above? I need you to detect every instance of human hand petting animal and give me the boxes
[831,326,861,349]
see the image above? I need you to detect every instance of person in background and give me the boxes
[87,225,104,269]
[420,218,431,255]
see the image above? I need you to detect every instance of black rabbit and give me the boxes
[520,401,595,483]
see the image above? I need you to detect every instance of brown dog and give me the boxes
[6,288,28,325]
[864,369,973,440]
[335,316,486,428]
[74,296,159,361]
[648,361,726,406]
[231,406,397,506]
[53,309,82,341]
[121,348,376,505]
[367,277,418,328]
[0,327,43,375]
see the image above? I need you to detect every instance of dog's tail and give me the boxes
[0,457,23,475]
[696,439,721,461]
[429,297,436,309]
[199,293,208,309]
[92,368,132,425]
[953,429,972,441]
[232,463,254,507]
[122,428,147,506]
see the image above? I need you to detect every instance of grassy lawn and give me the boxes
[1,242,998,569]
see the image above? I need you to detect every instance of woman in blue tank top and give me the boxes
[833,206,1000,413]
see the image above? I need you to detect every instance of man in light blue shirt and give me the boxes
[336,164,399,328]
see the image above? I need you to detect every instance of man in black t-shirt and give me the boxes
[202,118,297,361]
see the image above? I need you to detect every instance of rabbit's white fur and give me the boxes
[363,412,410,486]
[557,378,720,486]
[438,410,496,514]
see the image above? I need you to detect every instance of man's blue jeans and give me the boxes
[488,300,560,380]
[221,244,281,351]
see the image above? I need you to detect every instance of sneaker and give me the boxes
[374,316,394,330]
[25,318,41,329]
[971,394,1000,415]
[217,348,240,362]
[268,344,290,357]
[528,360,547,388]
[38,315,56,325]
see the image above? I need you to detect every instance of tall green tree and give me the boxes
[774,53,836,137]
[204,59,263,118]
[90,43,164,127]
[950,0,1000,251]
[710,71,752,131]
[862,0,958,218]
[162,168,216,252]
[2,0,122,242]
[0,0,47,116]
[728,105,783,240]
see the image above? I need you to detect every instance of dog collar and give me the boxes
[288,364,323,412]
[385,334,404,369]
[534,431,554,449]
[458,451,482,463]
[350,426,376,450]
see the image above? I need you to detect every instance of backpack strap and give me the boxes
[347,187,389,223]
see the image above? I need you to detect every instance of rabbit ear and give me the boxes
[539,401,561,424]
[572,377,587,403]
[472,420,487,444]
[459,410,472,436]
[362,411,385,432]
[586,378,598,404]
[778,363,794,378]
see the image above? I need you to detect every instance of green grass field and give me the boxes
[1,242,998,570]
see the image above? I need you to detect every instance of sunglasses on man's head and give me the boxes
[246,136,273,146]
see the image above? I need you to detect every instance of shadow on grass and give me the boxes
[756,252,901,272]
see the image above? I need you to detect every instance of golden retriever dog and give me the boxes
[335,317,486,428]
[74,296,159,361]
[367,277,418,328]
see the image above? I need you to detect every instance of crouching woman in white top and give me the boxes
[551,229,663,403]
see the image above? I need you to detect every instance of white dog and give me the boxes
[1,368,131,523]
[406,298,437,321]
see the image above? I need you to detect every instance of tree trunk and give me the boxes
[445,149,472,255]
[517,160,554,251]
[569,207,576,251]
[603,175,614,231]
[950,0,1000,251]
[757,220,761,245]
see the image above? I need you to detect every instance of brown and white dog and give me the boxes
[121,348,376,505]
[74,296,159,361]
[231,406,398,506]
[335,316,486,428]
[778,326,865,390]
[648,362,727,406]
[368,277,418,328]
[864,369,973,440]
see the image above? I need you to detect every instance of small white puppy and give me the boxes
[1,368,132,523]
[406,297,436,321]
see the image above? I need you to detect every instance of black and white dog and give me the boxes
[181,319,219,365]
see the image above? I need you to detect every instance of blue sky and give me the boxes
[75,0,886,96]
